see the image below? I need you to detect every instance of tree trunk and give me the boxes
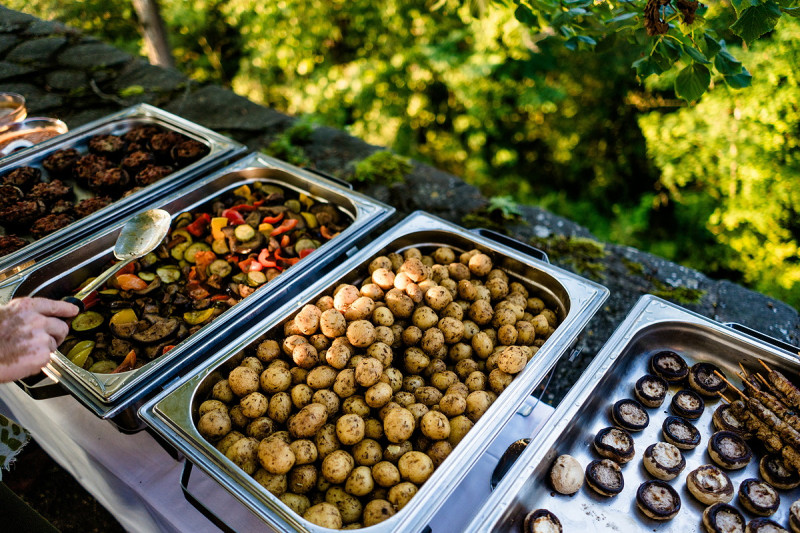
[131,0,174,68]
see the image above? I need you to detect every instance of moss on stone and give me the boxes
[263,119,314,166]
[650,280,706,304]
[621,257,645,276]
[353,150,411,185]
[529,235,607,279]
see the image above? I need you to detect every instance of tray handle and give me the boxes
[724,322,800,356]
[181,461,239,533]
[304,166,354,190]
[14,371,67,400]
[470,228,549,263]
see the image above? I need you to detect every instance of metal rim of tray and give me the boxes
[139,210,609,533]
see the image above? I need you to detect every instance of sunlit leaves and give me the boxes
[730,2,783,44]
[674,63,710,101]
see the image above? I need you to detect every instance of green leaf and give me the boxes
[782,6,800,15]
[564,35,597,50]
[564,0,593,6]
[730,0,759,17]
[632,56,666,78]
[724,67,752,89]
[514,4,539,27]
[606,12,637,24]
[730,2,782,45]
[684,45,711,64]
[119,85,144,97]
[657,40,682,62]
[714,48,743,75]
[674,63,710,101]
[703,33,722,58]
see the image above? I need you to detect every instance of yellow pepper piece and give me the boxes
[299,193,313,209]
[109,308,138,326]
[258,222,274,235]
[233,184,252,200]
[183,308,216,325]
[211,217,229,240]
[66,340,95,359]
[300,212,318,229]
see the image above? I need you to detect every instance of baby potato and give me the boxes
[197,409,231,441]
[466,390,493,422]
[322,449,355,484]
[468,253,493,277]
[492,307,517,328]
[383,440,413,463]
[345,465,375,497]
[393,271,414,291]
[369,256,393,273]
[198,399,228,417]
[438,393,467,417]
[280,493,310,517]
[469,300,493,326]
[211,380,235,403]
[398,451,434,484]
[363,499,396,527]
[361,282,384,300]
[446,382,470,398]
[371,268,396,290]
[403,374,425,393]
[380,367,403,393]
[405,282,424,304]
[372,306,394,327]
[465,371,487,392]
[427,440,453,468]
[292,343,319,369]
[267,392,292,424]
[430,370,459,392]
[282,334,308,357]
[412,306,438,330]
[420,328,445,356]
[333,285,360,313]
[388,481,419,510]
[240,392,268,418]
[290,384,314,409]
[527,296,546,314]
[256,339,281,363]
[326,486,363,525]
[312,389,340,417]
[258,436,296,474]
[333,368,358,398]
[487,268,508,282]
[284,320,303,337]
[228,405,249,430]
[240,357,264,375]
[497,324,518,346]
[320,308,347,338]
[385,289,414,318]
[288,402,328,438]
[290,367,309,386]
[372,460,402,488]
[383,407,415,443]
[366,342,393,367]
[226,436,260,475]
[488,368,513,394]
[253,468,287,496]
[448,262,470,281]
[307,365,338,389]
[400,257,428,282]
[288,464,318,494]
[342,395,371,417]
[424,286,452,311]
[289,439,319,465]
[375,325,396,347]
[441,301,464,321]
[437,317,464,344]
[260,365,292,393]
[315,423,341,458]
[403,348,430,374]
[365,381,393,408]
[228,366,260,397]
[424,358,447,378]
[364,418,384,440]
[215,430,245,454]
[454,358,479,380]
[353,438,383,466]
[317,295,335,311]
[471,331,494,359]
[355,357,383,387]
[326,337,353,369]
[347,320,376,348]
[309,333,331,352]
[295,304,322,335]
[449,342,473,363]
[407,403,429,424]
[402,325,423,346]
[448,415,474,446]
[495,345,528,374]
[433,246,456,265]
[414,386,443,407]
[303,501,341,528]
[420,411,450,440]
[344,296,375,322]
[336,413,366,446]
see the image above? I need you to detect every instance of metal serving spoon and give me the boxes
[63,209,171,312]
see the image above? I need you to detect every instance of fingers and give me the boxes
[42,315,71,346]
[23,297,80,318]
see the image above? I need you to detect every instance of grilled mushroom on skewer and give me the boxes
[738,478,780,517]
[687,464,734,505]
[594,427,635,463]
[671,389,705,419]
[702,503,745,533]
[643,442,685,480]
[662,415,702,449]
[723,370,800,436]
[758,360,800,411]
[549,455,584,495]
[790,499,800,533]
[636,480,681,521]
[746,518,789,533]
[650,350,689,383]
[708,431,753,470]
[760,454,800,490]
[690,362,728,397]
[585,459,624,497]
[713,401,752,438]
[523,509,562,533]
[611,399,649,432]
[635,374,668,408]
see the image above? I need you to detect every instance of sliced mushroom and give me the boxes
[671,389,705,420]
[523,509,562,533]
[650,350,689,383]
[585,459,623,497]
[702,503,744,533]
[611,398,649,432]
[593,426,635,464]
[790,500,800,533]
[760,454,800,490]
[708,430,752,470]
[739,478,780,517]
[689,362,728,397]
[636,480,681,521]
[713,401,751,438]
[634,374,668,408]
[662,416,701,449]
[109,338,136,359]
[687,464,734,505]
[549,454,584,495]
[131,317,180,344]
[745,517,789,533]
[643,442,685,481]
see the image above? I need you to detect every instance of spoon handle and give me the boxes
[64,258,135,312]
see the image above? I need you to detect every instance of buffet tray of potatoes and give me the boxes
[138,210,609,532]
[466,295,800,533]
[0,103,246,281]
[0,152,392,429]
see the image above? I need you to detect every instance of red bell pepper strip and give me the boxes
[280,234,290,248]
[257,248,277,268]
[161,345,176,355]
[229,204,257,212]
[253,199,266,207]
[186,213,211,236]
[187,282,211,300]
[299,248,314,259]
[274,248,300,266]
[111,350,137,374]
[210,294,231,302]
[262,212,284,225]
[221,208,246,225]
[270,218,298,236]
[81,290,101,310]
[320,225,338,240]
[194,250,217,277]
[239,257,263,272]
[116,262,136,276]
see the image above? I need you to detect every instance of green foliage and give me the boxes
[487,196,523,220]
[353,151,411,185]
[262,119,316,167]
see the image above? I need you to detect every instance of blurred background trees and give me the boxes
[8,0,799,309]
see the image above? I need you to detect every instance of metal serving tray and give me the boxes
[139,210,609,533]
[467,295,800,532]
[0,152,393,428]
[0,103,246,281]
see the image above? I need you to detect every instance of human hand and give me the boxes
[0,297,79,383]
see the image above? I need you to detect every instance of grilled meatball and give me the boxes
[0,184,23,208]
[88,134,126,161]
[2,166,41,190]
[73,154,112,187]
[134,164,173,186]
[171,139,208,166]
[0,235,28,257]
[29,179,72,205]
[149,131,185,160]
[0,199,46,227]
[87,167,130,194]
[30,213,74,239]
[73,196,112,218]
[122,124,162,145]
[121,150,156,176]
[42,148,80,177]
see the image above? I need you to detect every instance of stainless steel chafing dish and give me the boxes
[467,295,800,532]
[139,211,609,532]
[0,103,246,281]
[0,152,393,430]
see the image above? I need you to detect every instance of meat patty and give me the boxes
[30,213,74,239]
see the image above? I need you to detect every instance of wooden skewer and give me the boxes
[756,373,771,389]
[759,359,773,373]
[714,370,746,398]
[739,362,750,378]
[717,391,732,404]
